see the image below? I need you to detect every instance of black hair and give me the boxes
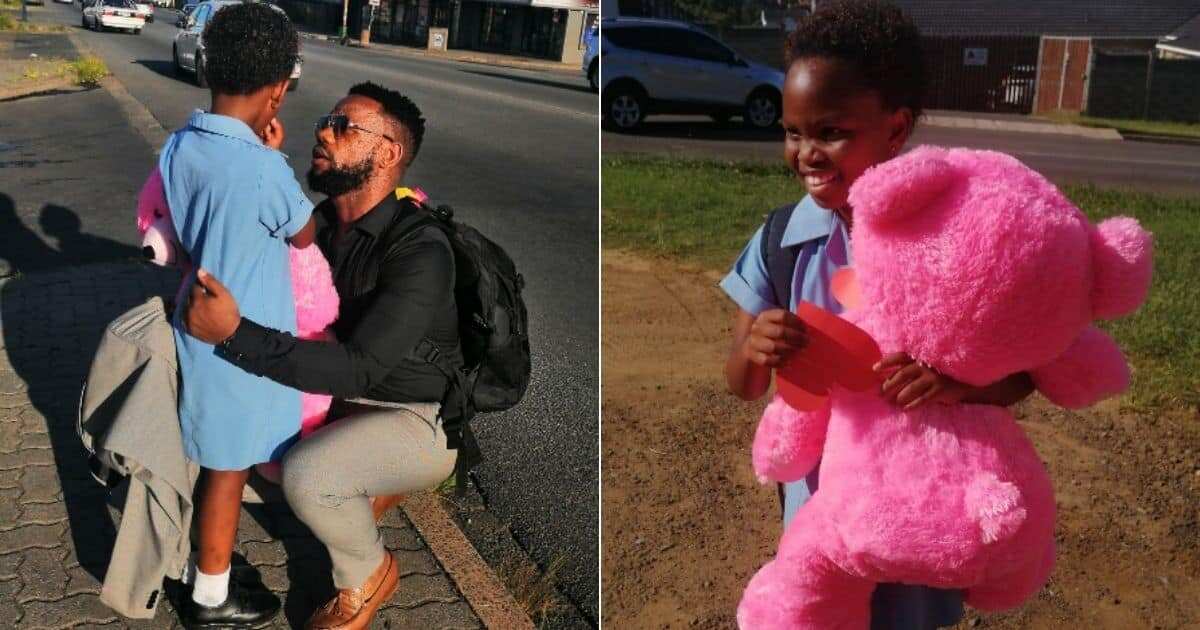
[202,3,299,95]
[786,0,925,120]
[347,82,426,165]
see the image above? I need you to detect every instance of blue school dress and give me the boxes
[160,111,313,470]
[720,195,965,630]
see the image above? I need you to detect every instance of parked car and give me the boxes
[175,2,195,28]
[54,0,73,5]
[174,0,301,90]
[599,17,785,131]
[132,0,153,23]
[82,0,146,34]
[582,21,598,92]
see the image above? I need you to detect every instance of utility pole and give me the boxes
[20,0,28,23]
[339,0,349,42]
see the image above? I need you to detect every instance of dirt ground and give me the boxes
[601,249,1200,630]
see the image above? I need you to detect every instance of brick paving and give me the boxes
[0,262,483,629]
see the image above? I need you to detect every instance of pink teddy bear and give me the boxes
[738,146,1153,629]
[136,168,340,482]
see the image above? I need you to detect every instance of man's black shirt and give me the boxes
[222,192,463,403]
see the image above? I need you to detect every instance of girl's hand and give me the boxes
[742,309,807,367]
[874,352,969,410]
[261,117,285,150]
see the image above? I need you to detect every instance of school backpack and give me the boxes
[760,201,801,309]
[386,196,532,450]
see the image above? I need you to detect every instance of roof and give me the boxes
[890,1,1200,38]
[1159,11,1200,54]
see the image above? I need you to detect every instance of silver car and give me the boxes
[172,0,302,90]
[600,17,785,131]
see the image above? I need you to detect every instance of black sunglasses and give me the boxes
[314,114,395,142]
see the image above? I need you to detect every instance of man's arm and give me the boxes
[186,235,454,397]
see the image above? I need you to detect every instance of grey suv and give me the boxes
[600,17,785,132]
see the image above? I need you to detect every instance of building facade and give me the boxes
[279,0,597,62]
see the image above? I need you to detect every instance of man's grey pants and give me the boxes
[281,401,456,589]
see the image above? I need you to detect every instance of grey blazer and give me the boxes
[78,296,199,619]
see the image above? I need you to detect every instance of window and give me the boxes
[679,31,736,64]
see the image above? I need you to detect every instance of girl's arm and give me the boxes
[288,216,317,249]
[876,352,1033,409]
[725,309,807,401]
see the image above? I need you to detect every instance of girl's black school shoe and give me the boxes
[178,579,281,630]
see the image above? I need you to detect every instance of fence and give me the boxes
[1088,53,1200,122]
[921,36,1041,114]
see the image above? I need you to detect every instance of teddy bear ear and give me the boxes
[849,145,957,226]
[1090,216,1153,320]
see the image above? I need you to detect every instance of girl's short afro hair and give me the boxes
[786,0,926,119]
[202,3,299,95]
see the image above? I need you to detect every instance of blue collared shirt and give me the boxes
[160,110,313,469]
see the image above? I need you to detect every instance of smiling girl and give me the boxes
[719,1,1034,628]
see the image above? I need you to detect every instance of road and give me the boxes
[35,3,600,621]
[602,117,1200,195]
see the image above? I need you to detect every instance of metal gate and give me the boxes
[1035,37,1092,113]
[922,36,1041,114]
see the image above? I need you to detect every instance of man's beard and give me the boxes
[307,156,373,197]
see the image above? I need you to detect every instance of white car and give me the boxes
[82,0,146,34]
[132,0,153,23]
[600,17,785,131]
[173,0,302,90]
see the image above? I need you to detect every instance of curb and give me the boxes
[923,113,1123,140]
[405,493,537,630]
[64,31,169,151]
[297,30,579,76]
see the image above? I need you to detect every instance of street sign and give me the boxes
[964,47,988,66]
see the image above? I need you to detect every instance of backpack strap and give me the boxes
[760,202,801,310]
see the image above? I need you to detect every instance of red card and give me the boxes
[775,301,883,409]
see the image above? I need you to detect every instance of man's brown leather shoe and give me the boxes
[305,553,399,630]
[369,494,405,523]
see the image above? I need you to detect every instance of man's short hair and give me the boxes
[203,3,299,95]
[348,82,425,165]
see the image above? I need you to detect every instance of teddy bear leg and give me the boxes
[965,539,1055,612]
[738,525,873,630]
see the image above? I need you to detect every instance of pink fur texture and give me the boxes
[135,168,340,442]
[740,146,1153,629]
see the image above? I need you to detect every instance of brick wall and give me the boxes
[1088,53,1200,122]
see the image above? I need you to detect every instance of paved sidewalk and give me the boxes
[0,264,486,629]
[297,30,583,76]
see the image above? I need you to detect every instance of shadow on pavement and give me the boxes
[608,119,783,142]
[459,67,591,94]
[0,193,176,590]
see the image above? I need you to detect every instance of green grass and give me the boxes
[603,155,1200,411]
[1040,112,1200,140]
[66,54,108,86]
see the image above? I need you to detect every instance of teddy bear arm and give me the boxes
[751,395,832,484]
[1030,326,1130,409]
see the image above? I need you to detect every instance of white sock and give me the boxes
[191,565,231,607]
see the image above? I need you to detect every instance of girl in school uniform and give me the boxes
[720,2,1036,627]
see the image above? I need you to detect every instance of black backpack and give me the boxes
[389,199,532,450]
[759,201,801,517]
[761,201,801,310]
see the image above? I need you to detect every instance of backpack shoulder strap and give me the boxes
[760,202,800,310]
